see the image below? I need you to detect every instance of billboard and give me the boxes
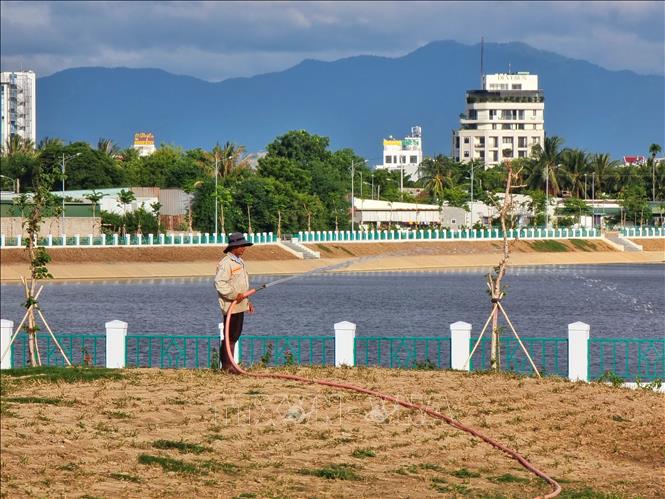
[134,132,155,146]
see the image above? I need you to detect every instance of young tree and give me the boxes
[117,189,136,236]
[84,189,107,234]
[150,201,162,234]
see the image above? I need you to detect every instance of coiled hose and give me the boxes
[224,289,561,498]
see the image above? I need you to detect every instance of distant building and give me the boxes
[375,126,423,181]
[0,70,37,148]
[622,155,646,166]
[133,132,156,156]
[452,72,545,168]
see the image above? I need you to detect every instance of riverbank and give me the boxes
[1,367,663,498]
[1,240,662,281]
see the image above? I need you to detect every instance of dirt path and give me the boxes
[1,368,663,498]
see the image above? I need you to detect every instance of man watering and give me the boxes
[214,232,255,371]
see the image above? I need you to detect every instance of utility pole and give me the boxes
[351,160,355,232]
[591,172,595,229]
[470,161,475,226]
[371,173,374,200]
[214,155,219,236]
[545,164,549,229]
[61,153,66,235]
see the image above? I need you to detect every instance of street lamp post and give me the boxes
[545,164,549,229]
[351,160,355,232]
[591,172,596,228]
[0,174,19,193]
[61,153,81,235]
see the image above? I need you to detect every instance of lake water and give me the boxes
[1,264,663,340]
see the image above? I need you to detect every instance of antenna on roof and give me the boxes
[508,61,511,74]
[480,36,484,88]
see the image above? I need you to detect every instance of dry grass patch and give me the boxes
[1,367,663,498]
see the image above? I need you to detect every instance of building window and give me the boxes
[518,150,527,158]
[491,137,498,147]
[464,151,470,158]
[489,110,497,120]
[492,124,497,130]
[400,156,407,164]
[518,110,525,120]
[518,137,528,148]
[517,124,525,130]
[532,137,540,145]
[451,219,457,224]
[492,151,499,162]
[502,124,511,130]
[385,156,392,164]
[455,136,460,148]
[512,84,522,90]
[532,109,537,117]
[410,155,418,163]
[463,137,469,144]
[479,150,485,159]
[502,137,513,144]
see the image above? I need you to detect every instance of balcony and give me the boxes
[466,90,544,104]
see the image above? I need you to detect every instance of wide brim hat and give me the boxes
[224,232,253,253]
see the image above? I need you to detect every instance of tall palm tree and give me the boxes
[649,143,662,201]
[419,155,458,207]
[528,136,564,195]
[559,148,589,198]
[218,141,250,177]
[589,153,620,197]
[37,136,63,150]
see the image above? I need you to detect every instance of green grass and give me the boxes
[152,439,211,454]
[299,463,360,480]
[109,472,142,483]
[105,411,132,419]
[558,488,624,499]
[4,396,74,406]
[138,454,199,474]
[351,448,376,458]
[1,367,123,383]
[333,245,355,256]
[420,463,444,472]
[315,244,333,253]
[530,240,569,252]
[491,473,529,483]
[569,239,597,251]
[451,468,481,478]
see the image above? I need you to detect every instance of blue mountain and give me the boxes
[37,40,664,161]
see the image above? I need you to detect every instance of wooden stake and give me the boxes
[497,302,541,378]
[463,303,498,370]
[36,309,72,367]
[0,286,44,364]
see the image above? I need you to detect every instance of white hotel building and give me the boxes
[452,72,545,168]
[375,126,423,181]
[0,71,37,148]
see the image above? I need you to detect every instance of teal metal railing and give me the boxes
[588,339,665,382]
[468,337,568,377]
[10,334,105,367]
[0,231,276,248]
[620,227,664,238]
[125,335,219,368]
[237,335,335,366]
[354,337,451,369]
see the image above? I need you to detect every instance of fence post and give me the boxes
[217,323,240,364]
[0,319,13,369]
[334,321,356,367]
[149,233,154,245]
[105,320,127,369]
[568,321,590,382]
[75,234,80,246]
[450,321,472,371]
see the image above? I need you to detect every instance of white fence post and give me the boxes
[450,321,472,371]
[568,321,590,382]
[217,323,239,364]
[334,321,356,367]
[105,320,127,369]
[1,319,13,369]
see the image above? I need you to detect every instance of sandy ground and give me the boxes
[1,240,663,281]
[1,368,663,498]
[630,238,665,252]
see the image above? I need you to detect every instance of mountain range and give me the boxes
[37,40,664,162]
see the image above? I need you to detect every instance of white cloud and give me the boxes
[1,0,663,80]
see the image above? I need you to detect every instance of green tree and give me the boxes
[528,136,563,195]
[559,148,589,198]
[83,189,107,233]
[620,184,651,226]
[556,197,592,225]
[117,189,136,236]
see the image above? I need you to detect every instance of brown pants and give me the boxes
[220,312,244,371]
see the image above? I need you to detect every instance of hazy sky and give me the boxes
[2,1,663,81]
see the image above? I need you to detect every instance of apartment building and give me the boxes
[451,72,545,168]
[0,71,37,148]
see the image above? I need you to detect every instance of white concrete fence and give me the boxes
[0,318,595,382]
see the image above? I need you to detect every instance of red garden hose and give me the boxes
[224,289,561,498]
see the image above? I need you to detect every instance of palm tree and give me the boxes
[649,143,662,201]
[117,189,136,236]
[37,136,63,150]
[2,135,36,157]
[419,155,456,207]
[97,138,121,159]
[559,148,589,198]
[528,136,564,195]
[84,190,107,234]
[589,153,620,197]
[218,141,250,177]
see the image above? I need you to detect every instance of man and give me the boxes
[214,232,255,371]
